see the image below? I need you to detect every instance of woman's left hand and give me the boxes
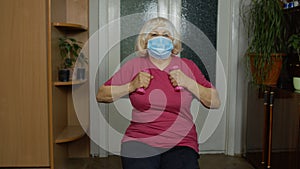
[169,69,220,108]
[169,69,191,88]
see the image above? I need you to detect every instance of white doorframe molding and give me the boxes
[217,0,234,155]
[219,0,246,156]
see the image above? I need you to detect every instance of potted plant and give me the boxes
[76,53,88,80]
[58,37,83,81]
[288,33,300,90]
[241,0,287,86]
[288,33,300,63]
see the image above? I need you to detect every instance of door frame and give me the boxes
[89,0,244,157]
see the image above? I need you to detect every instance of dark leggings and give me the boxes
[121,141,200,169]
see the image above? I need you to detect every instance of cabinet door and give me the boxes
[0,0,49,167]
[245,85,266,169]
[245,86,300,169]
[271,89,299,169]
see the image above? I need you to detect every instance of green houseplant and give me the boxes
[241,0,287,85]
[288,33,300,90]
[288,33,300,61]
[58,37,83,81]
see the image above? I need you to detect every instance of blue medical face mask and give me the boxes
[147,36,174,60]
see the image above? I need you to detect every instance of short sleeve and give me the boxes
[182,58,214,88]
[104,59,136,86]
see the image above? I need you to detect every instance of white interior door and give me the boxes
[107,0,187,156]
[90,0,228,157]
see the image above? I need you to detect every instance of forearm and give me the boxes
[185,79,221,109]
[96,83,134,103]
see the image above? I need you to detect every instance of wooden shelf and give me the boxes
[284,5,300,14]
[54,80,87,86]
[55,126,85,144]
[52,22,88,32]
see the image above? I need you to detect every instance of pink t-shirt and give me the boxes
[104,56,213,153]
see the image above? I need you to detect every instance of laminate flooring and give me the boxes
[66,154,255,169]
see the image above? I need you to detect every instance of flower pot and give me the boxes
[249,53,285,86]
[58,69,70,82]
[293,77,300,91]
[69,68,75,81]
[76,67,86,80]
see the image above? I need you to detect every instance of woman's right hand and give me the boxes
[129,71,153,93]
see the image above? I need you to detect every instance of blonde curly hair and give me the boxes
[135,17,182,56]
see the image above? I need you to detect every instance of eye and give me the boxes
[163,34,170,37]
[150,33,158,37]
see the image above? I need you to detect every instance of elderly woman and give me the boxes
[97,17,220,169]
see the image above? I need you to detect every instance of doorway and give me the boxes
[89,0,225,157]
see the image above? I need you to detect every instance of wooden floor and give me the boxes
[67,154,255,169]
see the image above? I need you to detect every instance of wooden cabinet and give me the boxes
[245,85,300,169]
[0,0,49,167]
[0,0,89,168]
[242,6,300,169]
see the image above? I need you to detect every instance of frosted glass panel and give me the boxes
[120,0,218,84]
[181,0,218,84]
[120,0,158,61]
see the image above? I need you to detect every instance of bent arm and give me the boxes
[97,71,152,103]
[186,79,221,109]
[96,83,135,103]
